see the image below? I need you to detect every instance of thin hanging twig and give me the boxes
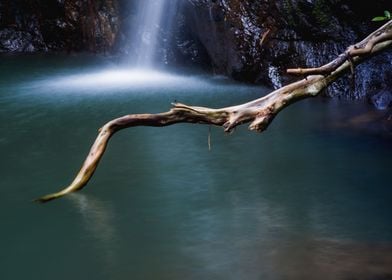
[35,20,392,203]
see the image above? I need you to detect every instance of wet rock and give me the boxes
[371,90,392,110]
[178,0,392,98]
[0,0,120,53]
[0,28,42,52]
[1,0,392,102]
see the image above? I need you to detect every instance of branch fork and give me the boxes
[36,20,392,203]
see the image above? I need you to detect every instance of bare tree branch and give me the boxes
[35,20,392,203]
[286,20,392,75]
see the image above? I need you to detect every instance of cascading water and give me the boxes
[129,0,178,69]
[133,0,166,68]
[35,0,183,89]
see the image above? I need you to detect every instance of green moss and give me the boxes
[282,0,303,27]
[312,0,331,26]
[283,0,332,27]
[282,0,296,26]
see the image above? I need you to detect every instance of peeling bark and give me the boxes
[36,20,392,203]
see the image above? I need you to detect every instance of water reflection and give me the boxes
[175,186,392,280]
[39,69,196,90]
[1,55,392,280]
[67,194,118,270]
[181,219,392,279]
[265,238,392,280]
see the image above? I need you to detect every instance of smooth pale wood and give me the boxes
[36,20,392,203]
[287,20,392,75]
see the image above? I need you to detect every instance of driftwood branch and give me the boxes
[286,20,392,75]
[36,20,392,203]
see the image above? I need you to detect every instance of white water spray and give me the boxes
[39,0,182,89]
[133,0,167,67]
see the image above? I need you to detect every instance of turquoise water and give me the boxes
[0,55,391,280]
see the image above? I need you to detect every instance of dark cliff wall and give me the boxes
[1,0,391,105]
[0,0,120,52]
[180,0,392,101]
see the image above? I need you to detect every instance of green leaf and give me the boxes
[372,16,387,22]
[385,10,391,19]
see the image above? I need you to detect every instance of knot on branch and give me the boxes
[223,110,255,133]
[249,108,275,133]
[223,115,240,133]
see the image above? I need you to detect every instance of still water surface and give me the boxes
[0,55,391,280]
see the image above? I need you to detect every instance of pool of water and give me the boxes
[1,55,391,280]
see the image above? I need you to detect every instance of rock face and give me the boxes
[178,0,392,99]
[0,0,120,53]
[371,90,392,110]
[1,0,391,101]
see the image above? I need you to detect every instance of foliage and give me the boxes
[372,10,391,22]
[313,0,331,26]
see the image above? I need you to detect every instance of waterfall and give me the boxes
[47,0,184,89]
[131,0,177,68]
